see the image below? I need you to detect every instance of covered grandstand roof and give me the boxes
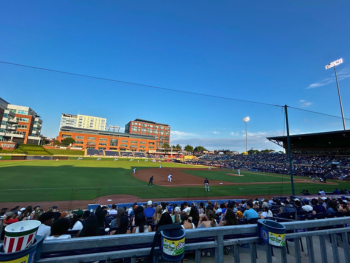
[267,130,350,150]
[60,126,156,139]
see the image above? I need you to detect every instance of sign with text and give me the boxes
[325,58,343,69]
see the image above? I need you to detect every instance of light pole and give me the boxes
[325,58,346,130]
[243,117,250,153]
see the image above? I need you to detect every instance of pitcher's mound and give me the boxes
[226,173,244,177]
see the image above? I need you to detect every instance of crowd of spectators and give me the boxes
[1,195,350,243]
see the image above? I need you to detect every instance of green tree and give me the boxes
[175,144,182,149]
[53,140,61,146]
[163,143,170,149]
[248,149,259,154]
[184,145,194,153]
[194,146,207,152]
[61,138,75,146]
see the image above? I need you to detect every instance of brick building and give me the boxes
[0,97,43,144]
[125,119,170,148]
[57,126,156,151]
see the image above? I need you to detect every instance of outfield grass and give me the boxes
[0,160,347,203]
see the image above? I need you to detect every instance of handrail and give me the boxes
[38,217,350,263]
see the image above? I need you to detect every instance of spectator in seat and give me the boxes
[327,200,338,214]
[110,216,130,235]
[199,202,205,214]
[219,208,238,226]
[182,202,191,215]
[172,207,181,224]
[294,200,303,213]
[21,206,33,221]
[243,201,259,221]
[95,209,108,229]
[198,210,218,228]
[259,206,273,219]
[301,199,313,212]
[181,214,196,229]
[46,218,71,240]
[109,204,118,216]
[0,208,7,219]
[70,211,83,231]
[338,203,349,213]
[3,211,19,224]
[189,206,199,223]
[110,208,125,228]
[79,215,101,237]
[312,199,326,214]
[37,212,55,239]
[155,212,173,231]
[133,212,151,233]
[144,200,155,218]
[152,205,162,224]
[318,189,325,195]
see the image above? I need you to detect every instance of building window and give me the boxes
[99,143,107,146]
[140,141,146,144]
[130,145,137,148]
[18,118,29,122]
[76,136,84,139]
[159,142,163,146]
[140,146,146,148]
[121,140,128,143]
[86,146,95,149]
[148,129,152,133]
[165,131,169,135]
[86,142,96,146]
[148,124,153,127]
[149,142,155,145]
[98,147,106,150]
[165,127,170,130]
[153,130,158,134]
[133,122,138,125]
[120,144,128,147]
[160,136,164,140]
[138,128,141,132]
[75,141,84,144]
[110,139,118,146]
[130,141,137,144]
[132,127,137,131]
[160,126,164,129]
[87,137,96,140]
[99,138,107,141]
[62,134,71,138]
[149,146,154,149]
[142,124,147,127]
[165,136,169,140]
[142,128,146,132]
[154,125,158,129]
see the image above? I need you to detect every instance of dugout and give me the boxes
[267,130,350,155]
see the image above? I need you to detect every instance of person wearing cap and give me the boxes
[144,201,155,218]
[109,204,118,216]
[37,212,55,239]
[318,189,325,195]
[333,188,341,194]
[148,176,154,186]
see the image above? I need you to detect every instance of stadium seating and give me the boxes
[86,149,104,156]
[120,151,134,157]
[104,151,120,157]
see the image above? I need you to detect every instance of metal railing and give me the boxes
[37,217,350,263]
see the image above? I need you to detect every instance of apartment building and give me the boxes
[57,126,156,151]
[59,113,107,131]
[125,119,170,148]
[0,97,43,144]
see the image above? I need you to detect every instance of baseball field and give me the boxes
[0,159,348,208]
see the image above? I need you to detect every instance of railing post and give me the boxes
[293,238,302,263]
[341,232,350,262]
[234,244,240,263]
[330,234,340,263]
[195,249,201,263]
[305,236,315,263]
[215,234,224,263]
[249,243,256,263]
[265,244,272,263]
[319,235,327,263]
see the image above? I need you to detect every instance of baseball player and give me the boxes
[160,164,162,169]
[208,166,211,170]
[133,168,136,174]
[148,176,154,187]
[238,169,240,176]
[204,177,210,191]
[167,174,172,182]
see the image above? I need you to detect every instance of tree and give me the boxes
[184,145,194,153]
[163,143,170,149]
[248,149,259,154]
[171,145,176,148]
[53,140,61,146]
[260,149,275,153]
[194,146,207,152]
[61,138,75,146]
[175,144,182,150]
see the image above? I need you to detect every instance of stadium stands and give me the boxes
[104,151,120,157]
[86,149,104,156]
[120,151,134,157]
[134,152,146,158]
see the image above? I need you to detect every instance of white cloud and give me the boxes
[171,130,195,140]
[212,131,220,134]
[306,67,350,89]
[230,131,239,136]
[299,100,312,108]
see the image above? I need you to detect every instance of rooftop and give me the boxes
[133,119,169,126]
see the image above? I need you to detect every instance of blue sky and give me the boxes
[0,1,349,151]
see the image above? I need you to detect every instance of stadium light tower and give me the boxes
[242,117,250,153]
[325,58,346,130]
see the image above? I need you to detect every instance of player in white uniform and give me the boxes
[167,174,172,182]
[238,169,240,176]
[208,166,211,170]
[160,164,162,169]
[133,168,136,174]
